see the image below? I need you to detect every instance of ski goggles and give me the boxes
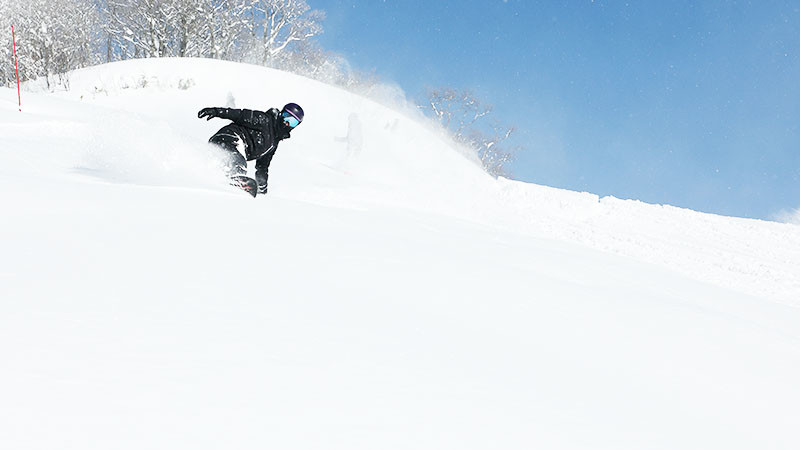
[281,111,301,128]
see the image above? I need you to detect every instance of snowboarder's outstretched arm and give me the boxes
[254,152,275,195]
[198,107,270,130]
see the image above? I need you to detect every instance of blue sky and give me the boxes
[311,0,800,220]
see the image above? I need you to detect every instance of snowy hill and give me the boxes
[2,58,800,450]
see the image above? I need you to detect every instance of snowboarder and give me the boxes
[198,102,304,197]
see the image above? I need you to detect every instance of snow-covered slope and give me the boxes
[2,59,800,450]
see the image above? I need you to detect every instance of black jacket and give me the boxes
[210,107,292,190]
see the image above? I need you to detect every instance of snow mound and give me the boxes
[6,58,799,304]
[2,59,800,450]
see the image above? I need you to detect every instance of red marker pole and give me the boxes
[12,25,21,112]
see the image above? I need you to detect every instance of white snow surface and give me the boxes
[2,58,800,449]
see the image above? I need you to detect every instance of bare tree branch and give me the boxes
[424,87,520,177]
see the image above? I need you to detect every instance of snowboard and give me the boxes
[229,175,258,198]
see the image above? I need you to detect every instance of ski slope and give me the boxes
[1,58,800,450]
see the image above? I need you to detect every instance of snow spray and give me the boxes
[12,25,21,112]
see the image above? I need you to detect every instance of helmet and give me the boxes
[281,103,304,124]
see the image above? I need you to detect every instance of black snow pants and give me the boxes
[209,125,247,177]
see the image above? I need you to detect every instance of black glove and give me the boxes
[256,172,268,195]
[197,107,219,120]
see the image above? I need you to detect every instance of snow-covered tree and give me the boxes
[1,0,100,87]
[426,88,519,177]
[241,0,324,65]
[0,0,13,86]
[193,0,250,60]
[101,0,179,59]
[101,0,311,61]
[1,0,346,93]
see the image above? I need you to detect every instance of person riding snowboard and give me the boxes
[198,102,304,196]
